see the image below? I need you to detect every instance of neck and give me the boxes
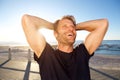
[58,43,73,53]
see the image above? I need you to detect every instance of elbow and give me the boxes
[21,14,30,28]
[102,18,109,29]
[22,14,30,19]
[22,14,30,23]
[98,18,109,32]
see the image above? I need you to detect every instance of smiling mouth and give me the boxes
[68,33,74,37]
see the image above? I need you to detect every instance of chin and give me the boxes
[69,41,75,45]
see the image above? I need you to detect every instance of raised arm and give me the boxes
[21,14,53,58]
[76,19,109,55]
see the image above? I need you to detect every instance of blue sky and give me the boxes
[0,0,120,44]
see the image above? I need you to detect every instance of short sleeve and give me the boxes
[34,43,54,63]
[76,43,94,61]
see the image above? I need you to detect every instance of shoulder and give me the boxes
[34,43,55,62]
[75,43,94,58]
[75,43,86,51]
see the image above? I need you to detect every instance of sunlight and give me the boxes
[39,28,57,43]
[0,26,28,45]
[76,31,89,40]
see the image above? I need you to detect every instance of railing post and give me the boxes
[8,48,11,60]
[28,49,31,62]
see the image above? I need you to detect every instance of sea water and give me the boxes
[74,40,120,55]
[96,40,120,55]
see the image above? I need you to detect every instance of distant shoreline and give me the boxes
[0,40,120,56]
[0,40,120,46]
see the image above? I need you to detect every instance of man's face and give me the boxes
[54,19,76,45]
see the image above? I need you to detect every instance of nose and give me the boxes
[68,25,75,31]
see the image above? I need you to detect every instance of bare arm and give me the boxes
[21,14,53,58]
[76,19,109,55]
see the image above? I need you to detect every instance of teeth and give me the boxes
[68,33,73,36]
[69,34,72,36]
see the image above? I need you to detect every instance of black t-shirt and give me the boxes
[34,43,94,80]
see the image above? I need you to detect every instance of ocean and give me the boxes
[96,40,120,55]
[74,40,120,55]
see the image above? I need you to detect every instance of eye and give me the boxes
[62,25,67,29]
[71,25,75,28]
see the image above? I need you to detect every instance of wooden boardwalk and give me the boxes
[0,58,120,80]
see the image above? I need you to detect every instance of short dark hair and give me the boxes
[54,15,76,32]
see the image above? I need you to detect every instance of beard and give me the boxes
[56,32,76,45]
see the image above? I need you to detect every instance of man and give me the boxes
[22,14,108,80]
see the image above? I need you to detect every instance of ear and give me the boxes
[54,31,58,38]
